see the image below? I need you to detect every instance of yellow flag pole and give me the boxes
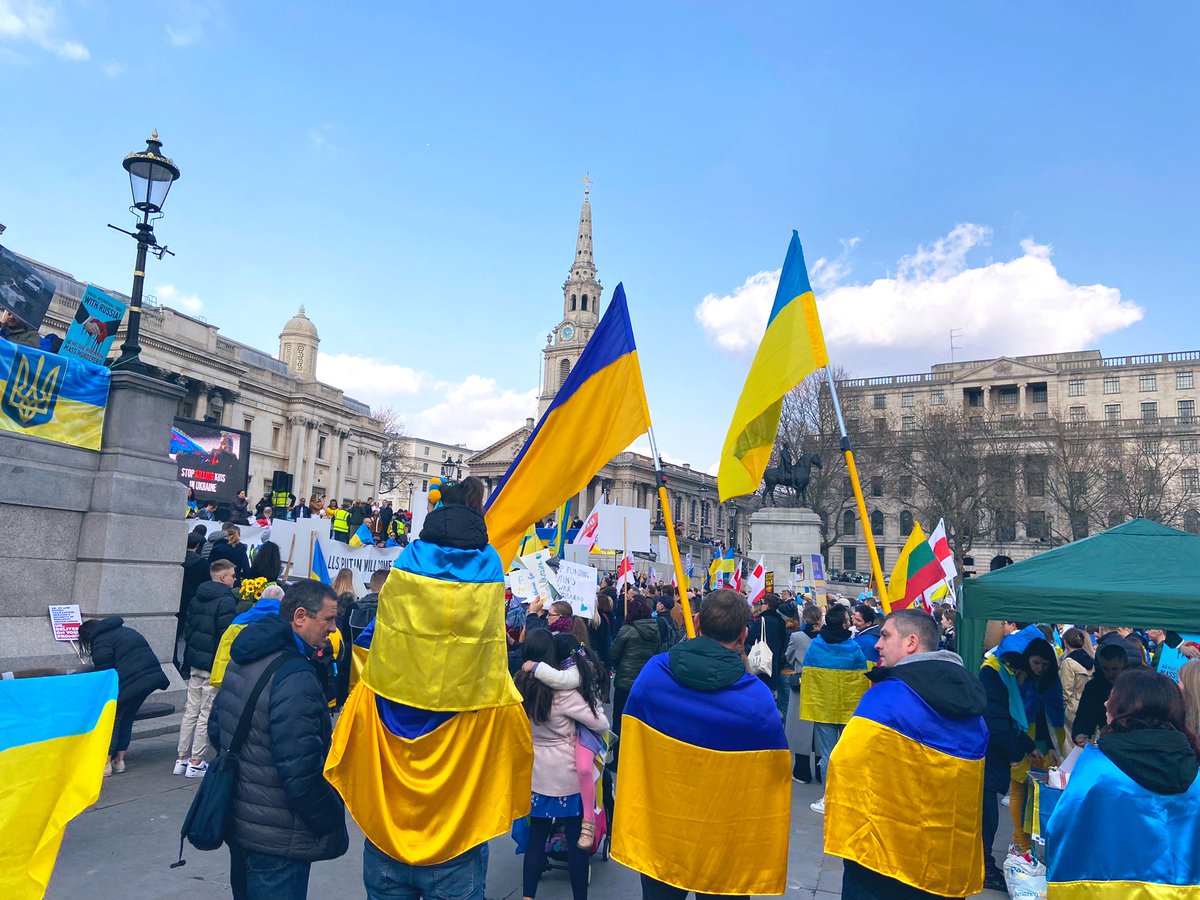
[824,366,891,612]
[647,425,696,638]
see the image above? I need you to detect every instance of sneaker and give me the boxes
[982,866,1007,892]
[792,776,811,784]
[103,758,113,778]
[1001,794,1010,807]
[185,761,208,778]
[809,798,825,815]
[173,758,189,775]
[112,758,126,774]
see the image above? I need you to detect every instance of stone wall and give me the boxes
[0,370,188,717]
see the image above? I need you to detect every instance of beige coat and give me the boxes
[1060,653,1093,734]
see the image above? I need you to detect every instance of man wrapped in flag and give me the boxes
[325,476,532,885]
[613,589,791,896]
[825,609,988,898]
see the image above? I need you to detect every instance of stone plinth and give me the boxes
[750,506,823,593]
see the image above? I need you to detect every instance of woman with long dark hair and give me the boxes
[516,629,608,900]
[1047,668,1200,894]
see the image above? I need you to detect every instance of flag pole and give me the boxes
[823,366,892,613]
[648,424,696,638]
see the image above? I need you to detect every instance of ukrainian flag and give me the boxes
[0,341,110,451]
[718,232,829,501]
[825,674,988,897]
[326,529,533,865]
[799,636,869,724]
[0,671,118,898]
[311,539,331,585]
[612,654,791,895]
[485,283,650,567]
[551,499,571,558]
[349,522,374,548]
[1046,744,1200,898]
[210,596,281,687]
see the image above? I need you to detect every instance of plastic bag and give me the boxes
[1004,848,1048,900]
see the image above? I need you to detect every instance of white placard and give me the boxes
[556,561,598,619]
[507,570,535,601]
[519,549,561,603]
[595,504,651,552]
[49,604,82,642]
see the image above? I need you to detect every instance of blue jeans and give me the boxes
[229,846,311,900]
[813,722,845,782]
[364,839,488,899]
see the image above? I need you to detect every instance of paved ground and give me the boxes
[48,733,1008,899]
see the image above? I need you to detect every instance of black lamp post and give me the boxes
[111,131,180,369]
[698,479,709,542]
[727,499,738,551]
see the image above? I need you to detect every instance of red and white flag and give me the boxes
[731,561,743,594]
[616,550,636,591]
[928,518,957,581]
[573,499,606,550]
[747,555,767,604]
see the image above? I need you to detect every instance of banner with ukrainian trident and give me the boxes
[0,341,110,450]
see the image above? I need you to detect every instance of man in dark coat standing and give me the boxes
[209,580,348,897]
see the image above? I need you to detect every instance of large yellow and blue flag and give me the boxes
[326,528,532,866]
[717,232,829,501]
[612,652,791,895]
[349,522,374,548]
[825,665,988,897]
[485,283,650,567]
[551,499,571,558]
[799,635,869,724]
[0,341,110,451]
[311,539,331,585]
[0,670,118,898]
[210,595,281,687]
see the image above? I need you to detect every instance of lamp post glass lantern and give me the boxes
[113,130,180,367]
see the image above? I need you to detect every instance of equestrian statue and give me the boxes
[762,441,822,507]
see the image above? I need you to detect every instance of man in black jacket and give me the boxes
[176,559,237,777]
[1072,643,1129,746]
[210,580,347,898]
[176,531,211,669]
[746,593,790,717]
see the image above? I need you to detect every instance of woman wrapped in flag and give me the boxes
[324,476,532,894]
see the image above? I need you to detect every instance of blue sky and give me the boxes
[2,2,1198,468]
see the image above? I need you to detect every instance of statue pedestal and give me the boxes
[750,506,823,593]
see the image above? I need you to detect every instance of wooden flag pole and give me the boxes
[307,532,315,581]
[281,533,297,582]
[824,366,891,612]
[648,425,696,638]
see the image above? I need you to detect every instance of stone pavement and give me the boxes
[48,734,1007,899]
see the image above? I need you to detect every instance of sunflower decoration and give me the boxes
[239,576,268,602]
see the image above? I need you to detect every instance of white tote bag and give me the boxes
[747,622,773,676]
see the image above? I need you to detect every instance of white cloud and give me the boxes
[315,353,426,409]
[412,375,538,450]
[101,59,125,78]
[695,224,1143,375]
[165,0,220,46]
[0,0,89,60]
[154,283,203,315]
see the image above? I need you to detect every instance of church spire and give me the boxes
[572,174,595,277]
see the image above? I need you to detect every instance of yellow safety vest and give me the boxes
[331,508,349,533]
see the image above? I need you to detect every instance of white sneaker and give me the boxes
[112,758,126,774]
[1001,795,1011,808]
[185,761,208,778]
[103,758,113,778]
[810,798,825,815]
[173,758,189,775]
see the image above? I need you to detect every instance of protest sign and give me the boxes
[0,244,55,329]
[519,548,561,603]
[556,561,598,618]
[595,504,651,552]
[507,570,536,602]
[49,604,82,642]
[60,286,127,365]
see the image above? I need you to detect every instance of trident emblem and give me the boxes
[3,348,62,427]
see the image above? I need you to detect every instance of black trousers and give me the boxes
[639,873,745,900]
[981,787,1002,871]
[842,860,964,900]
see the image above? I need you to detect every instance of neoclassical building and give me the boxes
[21,254,387,503]
[468,187,756,564]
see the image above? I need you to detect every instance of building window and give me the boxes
[317,435,327,458]
[899,475,913,497]
[997,387,1018,406]
[901,392,915,408]
[1031,385,1048,403]
[931,389,945,406]
[1141,401,1158,423]
[1178,371,1194,390]
[870,511,884,535]
[1025,467,1045,497]
[1104,403,1121,425]
[901,415,915,432]
[570,294,577,311]
[1068,378,1085,397]
[690,500,697,525]
[877,547,886,569]
[1179,399,1196,424]
[1103,376,1119,395]
[842,546,857,571]
[581,295,588,310]
[1026,510,1048,540]
[970,415,983,427]
[423,446,430,456]
[1032,411,1048,420]
[995,509,1017,542]
[1144,440,1160,455]
[1069,406,1086,423]
[1183,439,1199,454]
[243,417,253,434]
[1185,510,1200,535]
[1183,469,1200,493]
[873,394,886,409]
[1001,413,1016,426]
[874,418,887,436]
[842,510,855,536]
[271,426,280,450]
[559,358,571,387]
[422,462,428,473]
[967,390,983,407]
[421,479,429,491]
[870,476,883,497]
[1139,374,1157,392]
[899,510,913,535]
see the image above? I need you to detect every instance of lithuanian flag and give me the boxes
[0,671,117,898]
[612,653,791,895]
[887,521,946,612]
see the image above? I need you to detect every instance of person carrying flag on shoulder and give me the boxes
[825,608,988,899]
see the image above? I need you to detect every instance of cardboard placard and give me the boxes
[595,504,651,552]
[556,561,598,619]
[49,604,82,642]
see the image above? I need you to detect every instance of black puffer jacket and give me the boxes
[419,503,488,549]
[611,619,662,691]
[209,537,251,582]
[209,615,348,861]
[84,617,169,704]
[183,581,237,672]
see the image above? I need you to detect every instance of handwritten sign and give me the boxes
[519,549,560,604]
[49,604,82,642]
[507,570,535,602]
[556,561,598,619]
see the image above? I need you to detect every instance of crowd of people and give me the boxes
[75,474,1200,900]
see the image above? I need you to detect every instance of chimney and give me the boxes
[525,418,535,428]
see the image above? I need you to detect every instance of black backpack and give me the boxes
[655,614,679,650]
[347,596,379,644]
[172,654,288,867]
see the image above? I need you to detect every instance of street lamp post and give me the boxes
[727,499,738,552]
[110,131,180,369]
[698,480,709,542]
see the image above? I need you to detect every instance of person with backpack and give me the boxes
[653,596,681,651]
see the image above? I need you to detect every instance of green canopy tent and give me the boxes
[960,518,1200,666]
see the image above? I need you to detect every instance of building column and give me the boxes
[290,417,305,486]
[1018,384,1027,416]
[983,386,992,412]
[193,390,208,421]
[303,425,319,499]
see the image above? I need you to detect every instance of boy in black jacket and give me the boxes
[175,559,237,778]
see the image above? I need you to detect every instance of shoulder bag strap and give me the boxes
[228,654,290,755]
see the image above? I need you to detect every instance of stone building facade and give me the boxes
[20,256,387,504]
[829,349,1200,576]
[377,435,476,512]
